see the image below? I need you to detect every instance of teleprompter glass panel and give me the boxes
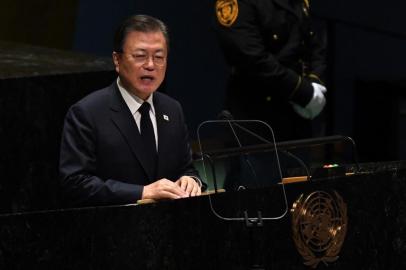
[196,120,289,222]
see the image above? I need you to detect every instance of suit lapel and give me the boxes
[108,84,154,181]
[154,94,171,179]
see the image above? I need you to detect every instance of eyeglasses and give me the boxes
[119,51,167,66]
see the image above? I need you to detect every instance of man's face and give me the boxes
[113,31,167,100]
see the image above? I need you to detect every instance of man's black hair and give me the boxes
[113,14,169,53]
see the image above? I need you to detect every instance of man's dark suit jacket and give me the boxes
[59,82,199,207]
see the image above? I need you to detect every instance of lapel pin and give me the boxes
[163,114,169,121]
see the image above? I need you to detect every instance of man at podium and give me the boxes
[59,15,203,207]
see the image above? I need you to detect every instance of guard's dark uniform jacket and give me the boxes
[214,0,326,140]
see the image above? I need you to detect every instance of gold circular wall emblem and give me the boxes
[291,191,347,268]
[215,0,239,27]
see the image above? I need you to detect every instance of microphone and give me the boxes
[218,110,274,145]
[217,110,262,189]
[217,110,310,181]
[217,110,234,121]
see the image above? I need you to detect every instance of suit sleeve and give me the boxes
[176,104,207,191]
[305,16,327,85]
[214,0,314,106]
[59,103,143,207]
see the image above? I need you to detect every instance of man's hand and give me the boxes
[176,176,202,197]
[142,178,188,200]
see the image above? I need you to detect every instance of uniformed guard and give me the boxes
[214,0,327,141]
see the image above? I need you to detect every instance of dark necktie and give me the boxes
[139,102,157,180]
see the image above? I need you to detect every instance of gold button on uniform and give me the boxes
[272,34,278,40]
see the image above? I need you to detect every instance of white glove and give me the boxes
[291,82,327,120]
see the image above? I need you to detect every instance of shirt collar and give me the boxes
[116,78,155,116]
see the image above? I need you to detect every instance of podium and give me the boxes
[0,161,405,269]
[0,41,116,213]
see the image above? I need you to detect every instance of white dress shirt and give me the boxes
[116,78,202,187]
[116,78,158,151]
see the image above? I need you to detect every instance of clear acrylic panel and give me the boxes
[196,120,289,221]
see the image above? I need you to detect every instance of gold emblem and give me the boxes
[304,0,310,9]
[215,0,239,27]
[291,191,347,268]
[303,0,310,16]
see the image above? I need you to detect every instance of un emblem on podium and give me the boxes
[291,191,348,268]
